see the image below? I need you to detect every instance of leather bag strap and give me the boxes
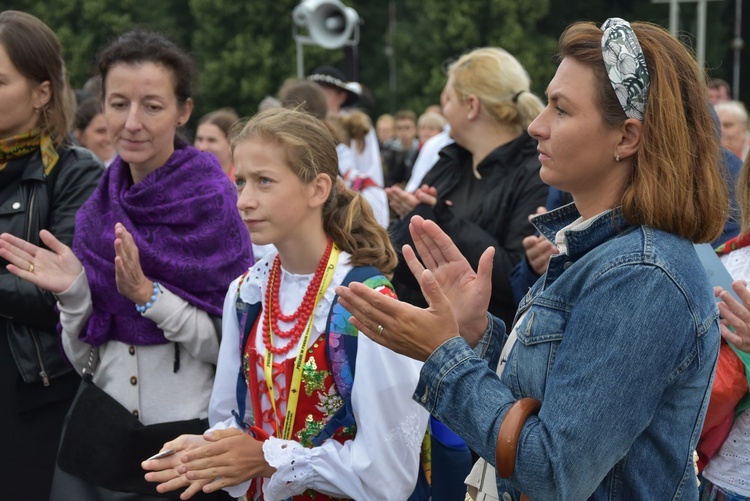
[496,397,541,479]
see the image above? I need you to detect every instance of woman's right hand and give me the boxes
[0,230,82,294]
[406,215,493,346]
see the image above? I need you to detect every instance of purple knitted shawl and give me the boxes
[72,141,253,346]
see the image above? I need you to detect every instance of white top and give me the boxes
[350,126,384,187]
[337,142,390,228]
[209,250,429,500]
[58,271,220,426]
[702,245,750,496]
[404,129,454,193]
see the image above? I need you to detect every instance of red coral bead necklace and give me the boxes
[262,238,333,355]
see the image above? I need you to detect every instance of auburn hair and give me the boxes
[230,107,397,274]
[558,21,728,243]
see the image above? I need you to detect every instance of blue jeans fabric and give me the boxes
[414,205,720,500]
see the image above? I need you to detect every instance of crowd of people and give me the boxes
[1,7,750,501]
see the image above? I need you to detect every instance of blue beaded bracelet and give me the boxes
[135,282,161,314]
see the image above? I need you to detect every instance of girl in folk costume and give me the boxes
[143,107,429,500]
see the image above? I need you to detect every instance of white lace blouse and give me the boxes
[209,250,429,500]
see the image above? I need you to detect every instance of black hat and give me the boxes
[307,65,361,108]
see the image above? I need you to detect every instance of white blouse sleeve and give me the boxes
[144,284,219,364]
[58,270,94,372]
[208,278,250,428]
[262,330,429,500]
[209,278,257,499]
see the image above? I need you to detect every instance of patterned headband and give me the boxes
[600,18,650,121]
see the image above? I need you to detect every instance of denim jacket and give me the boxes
[414,204,719,500]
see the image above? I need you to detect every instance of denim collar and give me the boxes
[532,203,634,261]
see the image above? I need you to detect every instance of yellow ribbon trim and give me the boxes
[264,243,340,440]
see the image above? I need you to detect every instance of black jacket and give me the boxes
[390,134,547,329]
[0,146,102,388]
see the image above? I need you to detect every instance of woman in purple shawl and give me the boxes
[0,30,251,499]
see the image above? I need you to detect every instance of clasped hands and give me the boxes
[335,215,493,361]
[142,428,275,499]
[386,184,438,219]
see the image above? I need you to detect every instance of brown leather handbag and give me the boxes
[496,397,542,501]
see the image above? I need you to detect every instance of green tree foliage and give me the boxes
[370,0,556,115]
[0,0,738,127]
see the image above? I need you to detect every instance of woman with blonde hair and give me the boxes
[337,18,728,499]
[389,46,548,329]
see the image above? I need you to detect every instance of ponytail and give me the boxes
[323,178,398,275]
[232,107,397,274]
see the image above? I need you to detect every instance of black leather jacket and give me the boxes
[390,134,548,329]
[0,146,102,385]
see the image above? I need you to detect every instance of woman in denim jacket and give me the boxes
[336,19,728,501]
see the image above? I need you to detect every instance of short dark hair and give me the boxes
[0,11,73,146]
[394,110,417,124]
[708,78,731,97]
[97,29,194,105]
[74,96,103,132]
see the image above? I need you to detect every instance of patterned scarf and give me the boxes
[0,129,60,176]
[73,140,254,346]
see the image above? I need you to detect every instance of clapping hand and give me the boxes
[0,230,82,293]
[716,281,750,353]
[335,216,493,361]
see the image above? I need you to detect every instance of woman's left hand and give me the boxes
[717,281,750,353]
[336,266,460,362]
[113,222,154,304]
[414,184,438,207]
[175,428,275,496]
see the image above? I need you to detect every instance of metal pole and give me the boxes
[388,0,397,113]
[733,0,743,100]
[696,0,707,70]
[296,38,304,79]
[670,0,680,34]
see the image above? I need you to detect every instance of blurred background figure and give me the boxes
[417,111,447,146]
[194,107,239,182]
[308,65,384,187]
[708,77,732,106]
[0,10,102,501]
[382,109,420,187]
[715,100,749,161]
[376,113,396,148]
[257,94,281,112]
[74,96,116,167]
